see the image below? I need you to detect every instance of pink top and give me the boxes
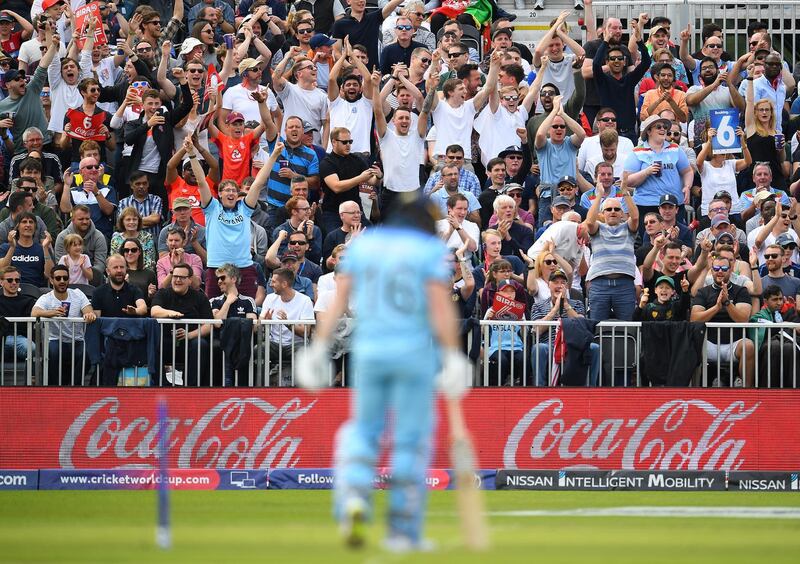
[156,253,205,287]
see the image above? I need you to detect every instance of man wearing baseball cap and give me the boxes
[531,268,600,386]
[640,193,694,248]
[0,28,58,153]
[0,11,32,59]
[220,57,279,126]
[555,175,589,219]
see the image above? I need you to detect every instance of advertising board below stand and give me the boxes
[1,389,799,472]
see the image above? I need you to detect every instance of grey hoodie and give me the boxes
[54,221,108,273]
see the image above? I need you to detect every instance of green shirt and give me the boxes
[0,65,51,153]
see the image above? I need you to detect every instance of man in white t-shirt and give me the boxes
[576,108,634,181]
[260,266,315,386]
[429,50,500,171]
[373,70,434,214]
[436,193,479,260]
[273,46,330,146]
[31,263,96,385]
[220,57,279,126]
[326,40,375,154]
[18,16,67,74]
[474,75,538,166]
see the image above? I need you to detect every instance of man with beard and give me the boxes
[273,46,330,146]
[581,16,632,125]
[32,264,95,385]
[640,63,688,123]
[327,39,375,155]
[54,204,108,274]
[686,56,745,142]
[752,53,788,131]
[91,254,147,317]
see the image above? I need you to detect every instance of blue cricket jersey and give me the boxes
[340,227,450,359]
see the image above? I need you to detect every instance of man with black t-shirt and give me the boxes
[92,255,147,318]
[581,17,633,125]
[150,262,214,386]
[0,266,36,360]
[691,255,755,387]
[319,127,381,235]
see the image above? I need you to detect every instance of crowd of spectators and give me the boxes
[0,0,799,388]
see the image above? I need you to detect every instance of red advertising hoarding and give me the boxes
[1,389,798,471]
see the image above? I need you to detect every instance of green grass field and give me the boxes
[1,490,799,563]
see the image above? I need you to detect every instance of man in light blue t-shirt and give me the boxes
[534,94,585,185]
[189,137,282,300]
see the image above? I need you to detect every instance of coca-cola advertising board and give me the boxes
[1,389,798,471]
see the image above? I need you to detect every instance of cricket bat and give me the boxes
[446,396,489,550]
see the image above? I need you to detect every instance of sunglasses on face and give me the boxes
[136,47,153,53]
[419,57,431,64]
[53,276,69,282]
[395,25,413,31]
[336,139,353,145]
[216,275,227,281]
[289,240,308,246]
[653,124,668,130]
[446,154,464,160]
[543,259,557,266]
[3,278,20,283]
[171,274,189,280]
[505,155,522,160]
[448,52,465,58]
[502,95,519,102]
[146,20,162,26]
[598,117,616,122]
[551,124,566,129]
[608,55,625,61]
[540,91,555,97]
[711,265,730,272]
[604,207,622,212]
[123,247,139,253]
[706,43,723,49]
[81,164,100,170]
[188,68,204,74]
[764,253,781,259]
[297,28,313,35]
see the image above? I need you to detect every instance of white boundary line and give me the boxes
[487,506,800,519]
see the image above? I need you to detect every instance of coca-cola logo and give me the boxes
[503,399,760,471]
[59,397,317,470]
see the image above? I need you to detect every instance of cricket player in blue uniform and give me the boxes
[297,197,471,551]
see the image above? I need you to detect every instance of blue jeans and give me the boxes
[589,276,636,321]
[4,334,33,360]
[532,341,600,386]
[334,348,437,543]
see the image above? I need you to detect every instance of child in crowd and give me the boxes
[58,233,93,285]
[634,275,690,321]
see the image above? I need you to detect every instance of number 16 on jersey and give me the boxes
[710,109,742,155]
